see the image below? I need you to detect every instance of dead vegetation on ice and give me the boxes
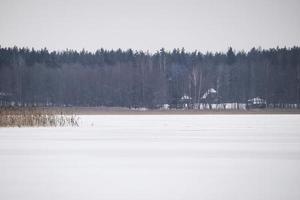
[0,107,79,127]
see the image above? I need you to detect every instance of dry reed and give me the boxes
[0,107,79,127]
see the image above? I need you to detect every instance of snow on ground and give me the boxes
[1,115,300,200]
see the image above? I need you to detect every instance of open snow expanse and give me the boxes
[1,115,300,200]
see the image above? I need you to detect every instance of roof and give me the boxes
[180,95,192,100]
[201,88,217,99]
[247,97,266,104]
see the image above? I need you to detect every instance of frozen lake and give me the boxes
[1,115,300,200]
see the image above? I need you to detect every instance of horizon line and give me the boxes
[1,44,300,55]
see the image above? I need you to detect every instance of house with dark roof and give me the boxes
[178,94,192,109]
[246,97,267,109]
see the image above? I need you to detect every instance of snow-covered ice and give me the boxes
[1,115,300,200]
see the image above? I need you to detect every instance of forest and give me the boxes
[0,46,300,108]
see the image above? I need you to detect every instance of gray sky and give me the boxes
[0,0,299,53]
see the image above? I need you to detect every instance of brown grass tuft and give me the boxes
[0,107,79,127]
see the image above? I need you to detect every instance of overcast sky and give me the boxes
[0,0,299,53]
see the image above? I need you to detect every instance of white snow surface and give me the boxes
[1,115,300,200]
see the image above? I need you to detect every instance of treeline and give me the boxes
[0,46,300,108]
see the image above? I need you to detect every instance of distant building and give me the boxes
[0,92,12,106]
[201,88,219,104]
[201,88,217,99]
[178,95,192,109]
[246,97,267,109]
[162,104,170,110]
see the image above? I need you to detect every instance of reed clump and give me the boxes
[0,107,79,127]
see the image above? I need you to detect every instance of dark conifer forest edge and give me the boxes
[1,45,300,108]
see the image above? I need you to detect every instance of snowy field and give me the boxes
[1,115,300,200]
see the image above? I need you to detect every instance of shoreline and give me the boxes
[2,106,300,115]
